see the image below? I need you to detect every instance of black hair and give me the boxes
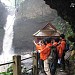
[45,37,52,43]
[60,34,65,39]
[42,39,47,45]
[54,38,60,42]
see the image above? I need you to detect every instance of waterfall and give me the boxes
[0,0,15,72]
[2,14,15,59]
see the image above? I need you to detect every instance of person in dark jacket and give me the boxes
[50,37,60,75]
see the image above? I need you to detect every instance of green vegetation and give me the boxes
[0,66,13,75]
[52,16,73,37]
[65,22,73,39]
[52,16,73,45]
[0,72,12,75]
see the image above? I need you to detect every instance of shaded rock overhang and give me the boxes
[44,0,75,32]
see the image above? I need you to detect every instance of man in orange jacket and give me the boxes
[41,37,52,75]
[34,37,53,75]
[58,34,66,71]
[33,40,45,73]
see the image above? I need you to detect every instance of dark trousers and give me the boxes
[37,52,44,70]
[50,58,58,75]
[50,62,57,75]
[60,52,65,70]
[39,59,44,70]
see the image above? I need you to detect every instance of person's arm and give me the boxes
[41,45,50,54]
[61,41,66,51]
[58,43,65,58]
[33,40,37,45]
[33,40,41,51]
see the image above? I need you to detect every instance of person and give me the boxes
[57,34,66,71]
[33,40,45,73]
[40,37,52,75]
[34,37,53,75]
[33,37,52,75]
[53,38,60,46]
[50,37,60,75]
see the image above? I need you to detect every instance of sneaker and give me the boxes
[60,69,64,72]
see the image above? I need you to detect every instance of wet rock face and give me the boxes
[0,2,8,28]
[0,2,8,54]
[44,0,75,32]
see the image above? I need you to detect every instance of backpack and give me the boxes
[49,45,58,75]
[65,40,70,52]
[49,45,58,62]
[63,40,70,52]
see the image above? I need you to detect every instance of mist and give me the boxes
[13,0,58,54]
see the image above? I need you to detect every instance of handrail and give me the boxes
[26,68,33,72]
[0,61,15,66]
[21,56,35,61]
[0,55,35,66]
[0,52,38,75]
[26,65,34,72]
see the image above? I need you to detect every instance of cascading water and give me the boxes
[0,0,15,72]
[2,15,15,59]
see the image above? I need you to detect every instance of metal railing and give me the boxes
[0,52,38,75]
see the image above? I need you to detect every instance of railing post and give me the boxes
[13,55,21,75]
[33,52,38,75]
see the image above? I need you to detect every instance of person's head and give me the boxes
[45,37,52,44]
[60,34,65,39]
[42,39,47,45]
[54,37,60,43]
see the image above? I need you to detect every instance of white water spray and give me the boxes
[0,0,15,72]
[2,14,15,58]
